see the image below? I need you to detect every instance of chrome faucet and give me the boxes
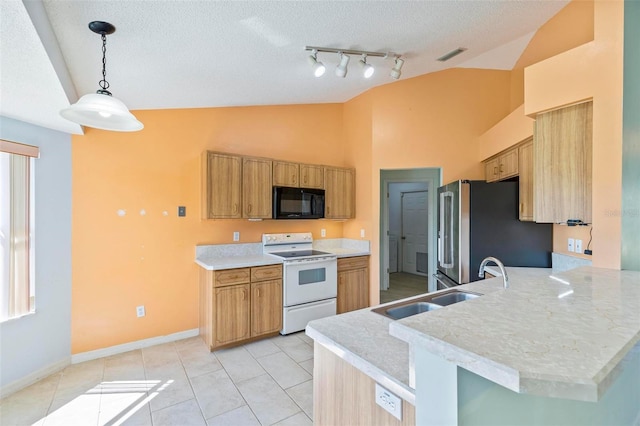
[479,257,509,289]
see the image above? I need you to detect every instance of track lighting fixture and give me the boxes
[305,46,404,80]
[308,49,326,77]
[60,21,143,132]
[335,53,350,78]
[359,55,374,78]
[390,57,404,80]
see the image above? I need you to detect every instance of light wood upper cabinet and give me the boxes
[273,161,299,187]
[300,164,324,189]
[324,167,355,219]
[534,101,592,224]
[518,138,534,222]
[242,157,272,219]
[484,146,519,182]
[337,256,369,314]
[202,152,242,219]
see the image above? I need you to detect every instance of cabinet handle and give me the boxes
[519,203,523,213]
[292,174,296,183]
[247,204,252,213]
[303,175,307,183]
[493,166,498,176]
[256,288,261,297]
[242,289,247,300]
[499,164,504,173]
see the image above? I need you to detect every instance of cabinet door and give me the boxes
[214,284,250,347]
[337,268,369,314]
[273,161,299,187]
[300,164,324,189]
[518,139,534,221]
[484,158,500,183]
[242,157,272,218]
[324,167,355,219]
[534,102,592,223]
[251,279,282,337]
[499,148,519,179]
[203,152,242,218]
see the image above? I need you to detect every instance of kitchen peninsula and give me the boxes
[307,267,640,426]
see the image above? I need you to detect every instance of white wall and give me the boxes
[0,116,72,394]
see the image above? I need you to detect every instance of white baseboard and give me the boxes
[0,357,70,399]
[71,328,200,364]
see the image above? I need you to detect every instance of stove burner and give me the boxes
[270,249,332,259]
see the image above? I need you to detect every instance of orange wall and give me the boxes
[524,0,624,268]
[72,104,346,353]
[509,0,595,110]
[343,68,513,303]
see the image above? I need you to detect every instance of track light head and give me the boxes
[359,55,374,78]
[390,57,404,80]
[335,53,350,78]
[308,50,326,77]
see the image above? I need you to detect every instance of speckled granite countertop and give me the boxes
[306,268,541,404]
[390,266,640,402]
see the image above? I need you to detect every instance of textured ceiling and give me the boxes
[1,0,569,135]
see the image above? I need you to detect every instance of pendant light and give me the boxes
[60,21,143,132]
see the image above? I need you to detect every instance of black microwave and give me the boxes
[273,186,325,219]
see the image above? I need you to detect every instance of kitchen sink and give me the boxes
[430,291,480,306]
[385,302,442,320]
[372,289,482,320]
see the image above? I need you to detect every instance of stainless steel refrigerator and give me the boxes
[435,180,552,289]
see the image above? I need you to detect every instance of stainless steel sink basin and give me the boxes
[372,289,482,320]
[385,302,442,320]
[430,291,480,306]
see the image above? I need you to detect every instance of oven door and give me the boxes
[283,257,337,306]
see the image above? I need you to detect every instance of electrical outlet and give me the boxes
[136,305,145,318]
[360,229,366,238]
[321,229,326,238]
[567,238,575,252]
[375,384,402,420]
[575,239,583,254]
[233,231,240,242]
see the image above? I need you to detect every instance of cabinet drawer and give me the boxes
[251,264,282,282]
[337,256,369,271]
[214,268,250,287]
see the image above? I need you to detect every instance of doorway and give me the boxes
[380,168,441,304]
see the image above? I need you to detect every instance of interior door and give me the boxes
[401,191,429,276]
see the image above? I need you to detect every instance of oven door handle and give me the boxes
[433,273,458,290]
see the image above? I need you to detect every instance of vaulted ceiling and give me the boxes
[0,0,569,135]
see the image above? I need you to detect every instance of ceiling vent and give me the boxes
[437,47,468,62]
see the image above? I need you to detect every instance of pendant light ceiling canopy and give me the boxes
[60,21,143,132]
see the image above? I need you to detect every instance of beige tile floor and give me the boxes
[0,332,315,426]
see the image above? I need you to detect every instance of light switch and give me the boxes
[575,239,583,253]
[567,238,575,252]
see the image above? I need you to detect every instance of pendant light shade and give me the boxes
[60,21,143,132]
[61,92,143,132]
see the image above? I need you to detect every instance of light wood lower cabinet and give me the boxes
[199,264,282,350]
[214,284,250,346]
[314,344,415,426]
[337,256,369,314]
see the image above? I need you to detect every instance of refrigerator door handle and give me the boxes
[440,191,454,268]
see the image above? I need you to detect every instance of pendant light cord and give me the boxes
[98,33,111,94]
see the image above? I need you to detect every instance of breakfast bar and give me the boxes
[308,266,640,425]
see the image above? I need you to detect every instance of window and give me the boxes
[1,139,38,321]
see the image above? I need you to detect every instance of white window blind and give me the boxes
[1,139,38,321]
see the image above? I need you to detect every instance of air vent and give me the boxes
[437,47,468,62]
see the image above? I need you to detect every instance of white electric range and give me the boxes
[263,233,337,334]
